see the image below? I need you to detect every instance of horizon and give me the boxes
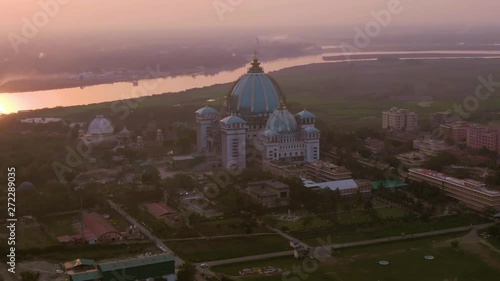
[2,0,500,37]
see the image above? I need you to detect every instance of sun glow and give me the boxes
[0,98,14,114]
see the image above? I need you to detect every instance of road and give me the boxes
[197,223,496,270]
[107,200,209,281]
[162,232,278,242]
[107,200,183,265]
[327,223,494,250]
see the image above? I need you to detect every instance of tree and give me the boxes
[141,168,160,185]
[423,152,458,172]
[358,147,372,159]
[177,262,197,281]
[20,271,40,281]
[383,156,401,169]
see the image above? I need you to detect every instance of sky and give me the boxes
[1,0,500,37]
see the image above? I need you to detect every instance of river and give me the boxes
[1,49,500,114]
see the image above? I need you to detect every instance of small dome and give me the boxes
[196,106,218,115]
[19,182,35,190]
[263,129,279,137]
[221,115,247,125]
[304,127,320,134]
[88,115,114,135]
[265,103,298,134]
[296,109,316,119]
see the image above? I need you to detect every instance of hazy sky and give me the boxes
[1,0,500,36]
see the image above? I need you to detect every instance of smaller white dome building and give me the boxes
[81,115,118,146]
[256,102,320,163]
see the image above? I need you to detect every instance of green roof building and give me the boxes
[67,254,175,281]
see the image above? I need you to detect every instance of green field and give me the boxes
[212,233,500,281]
[166,236,290,262]
[212,256,336,281]
[269,206,408,232]
[195,218,270,236]
[274,216,332,232]
[292,214,487,246]
[18,243,154,262]
[333,241,500,281]
[39,213,78,238]
[17,226,58,249]
[376,207,408,219]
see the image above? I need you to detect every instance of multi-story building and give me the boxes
[466,124,499,152]
[396,151,428,168]
[439,121,468,142]
[408,168,500,211]
[413,138,452,157]
[364,137,385,155]
[431,111,454,127]
[262,160,308,179]
[246,180,290,208]
[305,161,352,182]
[382,107,418,132]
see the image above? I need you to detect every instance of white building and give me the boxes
[302,178,372,197]
[408,168,500,211]
[382,107,418,132]
[80,115,118,146]
[195,57,320,171]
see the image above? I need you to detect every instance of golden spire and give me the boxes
[248,50,263,73]
[279,99,286,109]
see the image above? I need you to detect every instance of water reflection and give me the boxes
[2,50,500,113]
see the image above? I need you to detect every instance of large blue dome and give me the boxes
[226,58,283,116]
[265,103,299,134]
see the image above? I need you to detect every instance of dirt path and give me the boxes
[459,228,500,270]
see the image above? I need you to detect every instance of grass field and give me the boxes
[212,233,500,281]
[333,249,499,281]
[274,216,332,232]
[293,213,487,246]
[166,236,290,262]
[376,207,408,219]
[212,256,336,281]
[39,214,78,238]
[17,226,58,249]
[195,218,270,236]
[19,243,154,262]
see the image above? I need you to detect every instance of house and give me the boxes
[246,180,290,208]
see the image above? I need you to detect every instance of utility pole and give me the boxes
[80,196,85,243]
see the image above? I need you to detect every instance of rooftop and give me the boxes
[172,155,195,161]
[303,179,359,191]
[68,269,103,281]
[83,212,120,241]
[147,203,177,218]
[248,180,289,190]
[410,168,500,195]
[64,259,97,270]
[98,254,175,272]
